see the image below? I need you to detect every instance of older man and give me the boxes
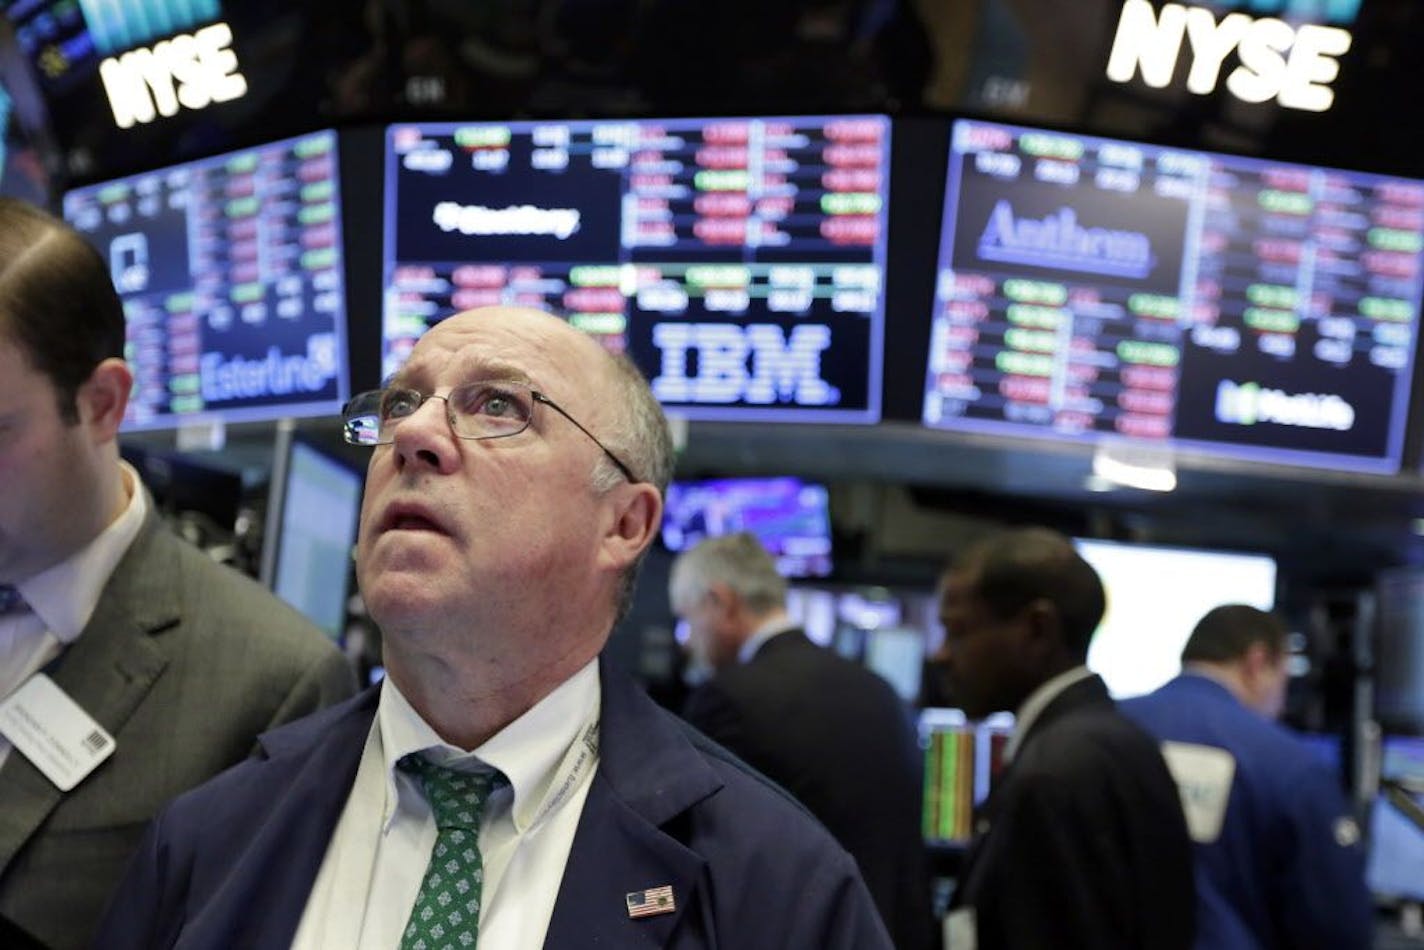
[95,306,892,950]
[671,532,934,949]
[0,199,354,950]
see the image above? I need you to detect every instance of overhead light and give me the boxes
[1091,440,1177,492]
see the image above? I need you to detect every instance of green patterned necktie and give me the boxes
[398,755,506,950]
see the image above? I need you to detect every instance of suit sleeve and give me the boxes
[91,809,180,950]
[1271,762,1374,948]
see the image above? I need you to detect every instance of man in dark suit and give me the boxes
[672,531,934,949]
[935,527,1195,949]
[95,305,892,949]
[0,198,356,949]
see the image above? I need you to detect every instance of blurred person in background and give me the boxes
[935,526,1194,949]
[671,531,934,949]
[1120,604,1373,949]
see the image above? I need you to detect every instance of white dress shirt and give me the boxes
[292,657,601,950]
[1002,664,1096,764]
[0,462,146,768]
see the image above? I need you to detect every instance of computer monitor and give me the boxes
[662,477,832,578]
[63,129,350,431]
[1366,734,1424,902]
[263,437,362,641]
[383,115,891,422]
[919,708,1014,843]
[1074,538,1277,698]
[863,627,925,703]
[922,118,1424,475]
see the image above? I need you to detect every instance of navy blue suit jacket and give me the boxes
[1121,674,1373,950]
[92,656,891,949]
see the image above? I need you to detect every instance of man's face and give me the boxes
[935,568,1031,719]
[355,309,627,643]
[0,340,102,582]
[671,584,738,673]
[1251,649,1290,720]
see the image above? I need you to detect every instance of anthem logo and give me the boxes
[978,200,1155,279]
[1214,380,1355,432]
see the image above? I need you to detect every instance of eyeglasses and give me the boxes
[342,380,638,483]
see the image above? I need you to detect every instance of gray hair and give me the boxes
[587,350,675,622]
[670,532,787,617]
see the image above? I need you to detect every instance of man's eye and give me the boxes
[381,391,421,418]
[465,387,523,418]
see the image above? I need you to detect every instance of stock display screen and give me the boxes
[64,129,348,430]
[923,119,1424,474]
[384,115,889,423]
[661,476,832,578]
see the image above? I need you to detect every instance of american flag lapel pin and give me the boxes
[625,884,676,919]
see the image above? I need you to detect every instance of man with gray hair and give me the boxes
[671,532,934,949]
[97,307,893,950]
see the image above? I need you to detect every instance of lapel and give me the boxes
[0,511,176,872]
[542,657,723,948]
[169,688,378,950]
[951,673,1113,905]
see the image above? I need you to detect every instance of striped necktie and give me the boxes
[398,755,507,950]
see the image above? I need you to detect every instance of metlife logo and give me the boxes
[1214,380,1356,432]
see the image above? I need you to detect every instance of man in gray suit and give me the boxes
[0,198,356,949]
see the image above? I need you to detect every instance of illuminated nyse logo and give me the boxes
[978,200,1155,279]
[1106,0,1352,112]
[100,23,248,129]
[1215,380,1355,431]
[652,323,837,405]
[432,201,581,239]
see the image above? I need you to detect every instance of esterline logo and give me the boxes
[978,200,1156,278]
[1214,380,1355,431]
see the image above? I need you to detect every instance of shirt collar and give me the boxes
[376,657,601,834]
[17,461,147,641]
[1003,664,1095,763]
[737,612,797,664]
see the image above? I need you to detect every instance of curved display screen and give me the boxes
[923,118,1424,475]
[64,129,349,430]
[384,115,889,423]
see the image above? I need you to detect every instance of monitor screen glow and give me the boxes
[272,441,362,640]
[63,130,349,430]
[383,116,890,423]
[662,477,832,578]
[922,118,1424,475]
[1367,735,1424,901]
[1074,538,1277,699]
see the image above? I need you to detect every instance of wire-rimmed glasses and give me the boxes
[341,380,637,483]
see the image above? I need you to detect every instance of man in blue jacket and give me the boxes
[93,305,892,950]
[1120,604,1374,949]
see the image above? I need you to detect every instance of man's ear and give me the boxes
[1240,641,1274,681]
[598,482,662,572]
[77,358,131,441]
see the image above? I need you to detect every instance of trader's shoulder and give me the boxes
[155,524,341,656]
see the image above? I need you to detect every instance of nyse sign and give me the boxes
[1106,0,1352,112]
[651,323,838,406]
[99,22,248,129]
